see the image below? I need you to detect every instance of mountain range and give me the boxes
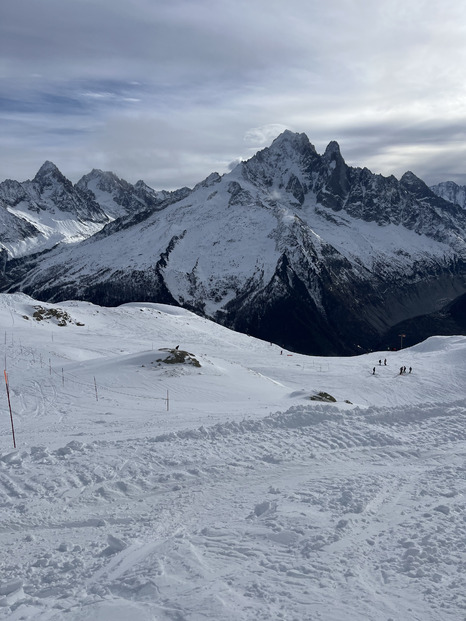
[1,130,465,355]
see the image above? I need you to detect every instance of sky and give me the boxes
[2,0,466,190]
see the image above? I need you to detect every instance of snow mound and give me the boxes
[409,334,465,353]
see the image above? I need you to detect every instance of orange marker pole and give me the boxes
[4,370,16,449]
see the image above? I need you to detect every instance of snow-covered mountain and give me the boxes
[1,292,466,620]
[431,180,466,210]
[75,169,177,221]
[2,131,466,355]
[0,163,180,258]
[0,162,109,257]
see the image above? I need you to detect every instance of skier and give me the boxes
[409,367,412,373]
[399,366,403,375]
[384,359,387,365]
[373,367,376,375]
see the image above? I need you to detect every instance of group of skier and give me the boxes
[372,358,386,373]
[371,360,413,375]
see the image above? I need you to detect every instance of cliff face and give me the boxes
[431,180,466,211]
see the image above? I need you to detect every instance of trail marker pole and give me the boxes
[94,376,99,401]
[62,368,64,387]
[166,390,169,412]
[4,370,16,449]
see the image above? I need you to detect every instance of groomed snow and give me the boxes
[0,293,465,620]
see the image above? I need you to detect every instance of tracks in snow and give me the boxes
[0,400,465,619]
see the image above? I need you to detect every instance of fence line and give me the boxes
[1,342,170,405]
[49,366,169,404]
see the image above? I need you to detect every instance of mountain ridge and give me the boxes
[1,131,466,355]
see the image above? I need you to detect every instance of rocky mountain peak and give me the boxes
[321,141,347,179]
[270,129,311,150]
[400,171,433,196]
[240,130,319,191]
[76,169,122,192]
[193,172,222,191]
[323,140,341,156]
[322,140,343,163]
[400,170,421,184]
[33,161,66,184]
[0,179,27,206]
[134,180,152,191]
[267,130,318,164]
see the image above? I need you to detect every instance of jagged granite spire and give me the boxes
[33,161,69,187]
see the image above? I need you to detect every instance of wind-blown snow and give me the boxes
[0,293,465,620]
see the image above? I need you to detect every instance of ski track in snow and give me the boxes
[0,295,465,620]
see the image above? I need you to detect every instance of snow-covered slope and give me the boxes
[0,292,465,620]
[4,131,466,355]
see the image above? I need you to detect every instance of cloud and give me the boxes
[228,159,242,172]
[244,125,292,148]
[2,0,466,188]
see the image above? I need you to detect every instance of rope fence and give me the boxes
[48,365,170,409]
[2,338,171,449]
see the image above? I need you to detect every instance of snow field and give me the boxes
[0,294,465,620]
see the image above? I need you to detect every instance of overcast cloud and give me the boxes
[2,0,466,189]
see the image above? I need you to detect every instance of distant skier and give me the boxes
[409,367,412,373]
[384,359,387,365]
[379,359,382,365]
[399,367,403,375]
[373,367,376,375]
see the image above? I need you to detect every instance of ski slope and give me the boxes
[0,293,465,620]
